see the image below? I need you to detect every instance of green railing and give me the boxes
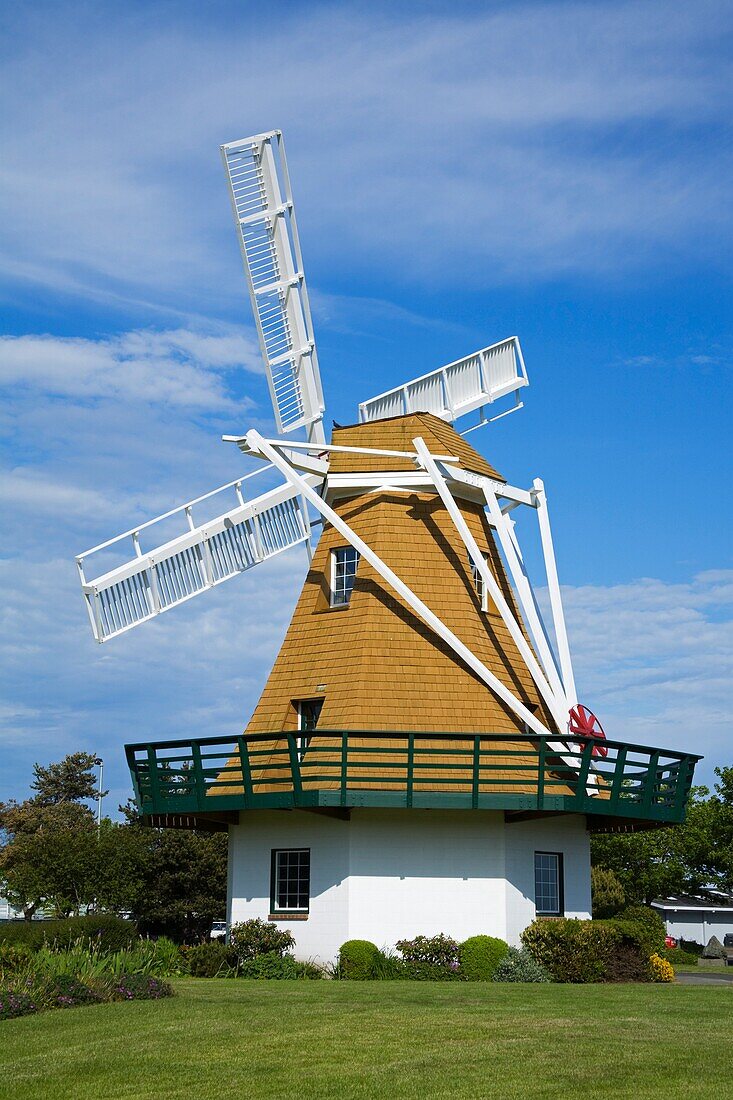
[125,731,701,825]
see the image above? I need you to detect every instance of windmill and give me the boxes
[76,131,699,958]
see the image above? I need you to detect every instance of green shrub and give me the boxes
[371,949,403,979]
[680,939,704,957]
[493,947,551,983]
[596,918,660,958]
[229,919,295,962]
[238,951,322,980]
[616,906,666,951]
[522,920,616,983]
[188,941,236,978]
[663,947,698,967]
[339,939,380,980]
[459,936,510,981]
[0,916,137,953]
[105,974,174,1000]
[0,943,33,978]
[0,990,37,1020]
[34,974,102,1010]
[523,918,654,983]
[395,934,461,978]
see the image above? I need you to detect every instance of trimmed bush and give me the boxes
[188,941,236,978]
[522,920,616,983]
[339,939,380,980]
[229,919,295,962]
[597,918,660,958]
[604,943,650,983]
[238,951,322,980]
[459,936,510,981]
[0,916,137,953]
[493,947,551,983]
[616,906,666,950]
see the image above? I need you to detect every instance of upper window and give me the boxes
[331,547,360,607]
[534,851,564,916]
[468,552,489,611]
[296,698,323,760]
[271,848,310,914]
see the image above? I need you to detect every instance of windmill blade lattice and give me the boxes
[221,131,325,441]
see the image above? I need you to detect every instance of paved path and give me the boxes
[676,969,733,985]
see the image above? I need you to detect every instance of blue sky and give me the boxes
[1,0,731,808]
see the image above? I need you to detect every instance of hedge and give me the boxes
[0,916,137,953]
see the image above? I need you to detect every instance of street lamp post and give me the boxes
[93,757,103,835]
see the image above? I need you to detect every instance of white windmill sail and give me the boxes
[221,130,325,442]
[358,336,528,433]
[77,467,323,643]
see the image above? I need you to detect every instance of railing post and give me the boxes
[147,746,162,807]
[641,751,661,814]
[406,733,415,809]
[574,740,594,807]
[672,757,693,819]
[472,736,481,809]
[340,731,348,807]
[287,733,303,805]
[191,741,206,811]
[537,738,546,810]
[237,736,253,808]
[610,745,628,811]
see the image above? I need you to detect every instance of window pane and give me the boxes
[534,852,561,915]
[273,849,310,911]
[332,547,360,606]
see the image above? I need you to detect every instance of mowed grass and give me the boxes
[1,979,731,1100]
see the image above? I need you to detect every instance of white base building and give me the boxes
[228,809,591,962]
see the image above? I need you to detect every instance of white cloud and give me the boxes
[0,1,730,309]
[565,571,733,774]
[0,327,261,409]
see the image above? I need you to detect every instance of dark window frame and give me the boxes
[330,546,360,607]
[534,851,564,917]
[295,698,323,760]
[270,848,311,915]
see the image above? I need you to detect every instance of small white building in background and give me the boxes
[652,894,733,945]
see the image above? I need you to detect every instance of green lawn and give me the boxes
[1,979,731,1099]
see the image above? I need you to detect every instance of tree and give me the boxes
[30,752,105,806]
[590,866,625,918]
[591,768,733,904]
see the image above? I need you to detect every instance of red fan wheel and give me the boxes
[568,704,608,758]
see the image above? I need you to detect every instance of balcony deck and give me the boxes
[125,730,701,831]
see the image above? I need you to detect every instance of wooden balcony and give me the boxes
[125,730,700,831]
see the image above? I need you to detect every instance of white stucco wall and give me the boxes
[504,814,592,945]
[228,808,592,963]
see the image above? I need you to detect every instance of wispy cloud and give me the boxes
[1,1,731,313]
[0,327,261,409]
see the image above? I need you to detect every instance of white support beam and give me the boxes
[533,478,577,708]
[413,438,567,733]
[246,430,553,739]
[482,484,567,708]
